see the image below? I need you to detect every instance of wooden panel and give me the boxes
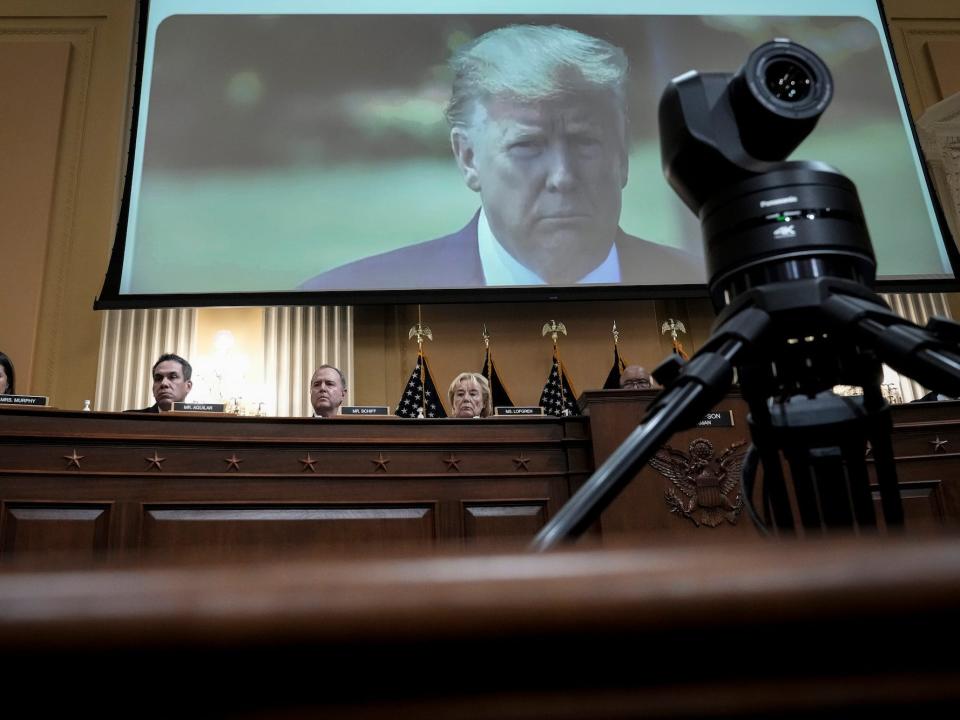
[462,501,547,541]
[142,504,437,552]
[1,502,110,558]
[873,480,946,532]
[927,39,960,99]
[0,40,70,393]
[0,1,138,409]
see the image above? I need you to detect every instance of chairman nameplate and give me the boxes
[0,394,48,407]
[697,410,734,427]
[341,406,391,416]
[173,402,226,413]
[495,406,545,416]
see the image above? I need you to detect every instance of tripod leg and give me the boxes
[840,441,878,532]
[741,380,796,534]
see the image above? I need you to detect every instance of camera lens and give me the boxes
[763,59,813,102]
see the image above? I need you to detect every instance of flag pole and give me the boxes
[541,320,569,416]
[482,324,492,386]
[408,306,433,419]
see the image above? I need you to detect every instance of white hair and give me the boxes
[445,24,629,132]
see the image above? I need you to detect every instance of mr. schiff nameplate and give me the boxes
[341,406,391,416]
[0,394,48,407]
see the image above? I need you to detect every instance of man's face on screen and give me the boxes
[455,90,628,283]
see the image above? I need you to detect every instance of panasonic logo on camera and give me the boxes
[759,196,799,208]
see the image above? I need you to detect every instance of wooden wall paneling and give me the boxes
[0,2,138,411]
[0,501,111,558]
[0,408,591,556]
[0,40,70,395]
[140,503,438,554]
[462,501,548,543]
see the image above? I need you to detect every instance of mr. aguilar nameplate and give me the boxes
[0,394,48,406]
[495,406,545,416]
[173,402,226,413]
[341,406,391,416]
[697,410,735,427]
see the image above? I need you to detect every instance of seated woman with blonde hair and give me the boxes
[448,372,492,418]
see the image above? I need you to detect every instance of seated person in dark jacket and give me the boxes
[300,24,702,291]
[310,364,346,418]
[127,353,193,412]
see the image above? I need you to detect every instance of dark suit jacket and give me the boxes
[300,211,704,290]
[124,404,160,413]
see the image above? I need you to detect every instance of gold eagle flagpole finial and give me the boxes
[541,320,567,346]
[482,324,490,350]
[661,318,688,357]
[408,306,433,353]
[660,318,687,341]
[612,320,620,345]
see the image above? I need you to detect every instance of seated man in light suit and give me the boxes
[310,364,346,418]
[127,353,193,412]
[300,24,702,290]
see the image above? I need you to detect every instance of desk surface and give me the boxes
[2,535,959,717]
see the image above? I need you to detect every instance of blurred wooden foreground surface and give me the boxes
[2,535,960,718]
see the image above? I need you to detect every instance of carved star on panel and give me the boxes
[371,452,391,472]
[930,436,949,453]
[145,451,166,471]
[224,454,243,471]
[63,449,85,469]
[443,453,462,472]
[513,453,531,471]
[300,453,319,472]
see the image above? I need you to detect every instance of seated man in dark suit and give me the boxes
[309,364,346,418]
[300,24,702,291]
[127,353,193,412]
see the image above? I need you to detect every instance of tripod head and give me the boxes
[659,39,875,311]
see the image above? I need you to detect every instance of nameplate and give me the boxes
[0,394,48,406]
[341,406,390,416]
[173,402,226,413]
[697,410,734,427]
[495,406,545,416]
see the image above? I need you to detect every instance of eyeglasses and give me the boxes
[621,378,652,389]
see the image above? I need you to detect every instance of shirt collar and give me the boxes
[477,208,620,285]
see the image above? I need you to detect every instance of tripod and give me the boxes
[532,276,960,550]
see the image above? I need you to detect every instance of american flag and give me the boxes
[481,347,514,409]
[538,350,580,417]
[602,344,627,389]
[396,351,447,418]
